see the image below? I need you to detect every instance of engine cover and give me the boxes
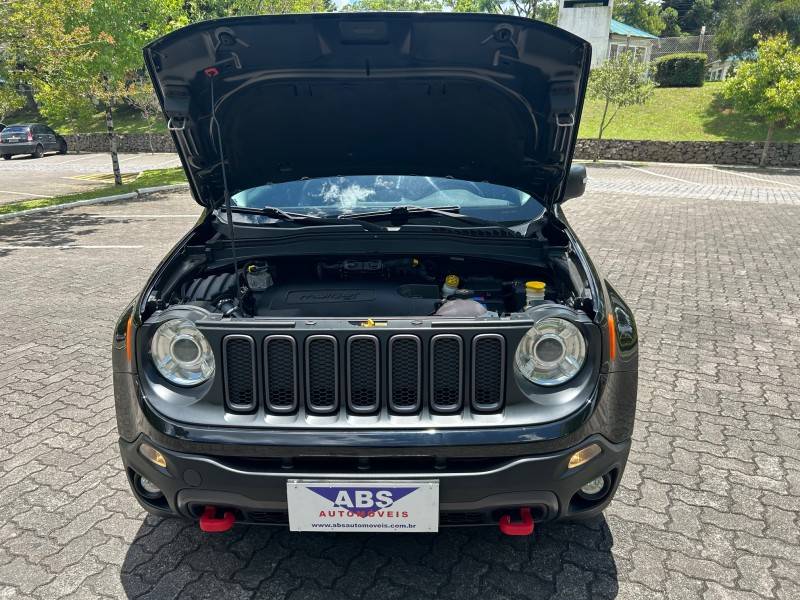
[255,282,440,317]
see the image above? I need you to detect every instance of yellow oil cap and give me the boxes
[445,274,460,287]
[526,281,546,291]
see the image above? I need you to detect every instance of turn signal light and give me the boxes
[125,314,134,362]
[607,313,617,361]
[568,443,602,469]
[139,443,167,468]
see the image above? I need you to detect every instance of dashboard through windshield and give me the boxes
[231,175,545,224]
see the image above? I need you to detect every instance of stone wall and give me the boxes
[63,132,176,154]
[574,139,800,167]
[63,132,800,168]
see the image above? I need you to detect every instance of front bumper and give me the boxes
[1,143,36,155]
[120,433,630,527]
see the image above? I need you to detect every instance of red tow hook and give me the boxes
[199,506,236,533]
[498,507,535,536]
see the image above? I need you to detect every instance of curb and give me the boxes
[575,158,800,172]
[0,183,190,221]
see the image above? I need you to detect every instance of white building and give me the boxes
[557,1,657,67]
[557,0,614,68]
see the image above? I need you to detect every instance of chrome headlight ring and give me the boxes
[150,318,215,387]
[514,317,587,386]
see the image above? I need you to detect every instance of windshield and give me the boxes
[230,176,545,224]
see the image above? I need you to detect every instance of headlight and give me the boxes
[150,319,215,386]
[515,318,586,386]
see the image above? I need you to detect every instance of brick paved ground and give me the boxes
[0,153,181,204]
[0,163,798,599]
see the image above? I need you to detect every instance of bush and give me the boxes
[652,53,708,87]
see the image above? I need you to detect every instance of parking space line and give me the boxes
[46,153,103,166]
[0,244,144,249]
[87,214,199,218]
[0,190,53,198]
[59,176,103,182]
[118,154,152,163]
[697,166,800,190]
[151,156,181,168]
[623,165,698,185]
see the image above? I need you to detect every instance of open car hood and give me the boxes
[144,12,591,211]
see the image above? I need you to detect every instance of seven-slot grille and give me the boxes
[388,335,422,413]
[305,335,339,414]
[223,332,506,416]
[263,335,298,413]
[471,334,506,412]
[222,335,257,411]
[347,335,380,413]
[430,335,464,413]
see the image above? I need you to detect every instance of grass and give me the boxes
[0,167,187,216]
[578,82,800,143]
[7,82,800,143]
[6,105,161,134]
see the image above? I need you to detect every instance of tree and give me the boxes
[185,0,334,19]
[0,86,25,122]
[586,51,654,161]
[662,0,725,33]
[661,7,682,37]
[716,0,800,57]
[685,0,715,32]
[532,0,559,24]
[232,0,335,14]
[493,0,558,19]
[126,76,163,153]
[341,0,559,22]
[1,0,186,184]
[341,0,446,9]
[723,34,800,167]
[613,0,666,36]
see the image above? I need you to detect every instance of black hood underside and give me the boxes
[144,12,591,209]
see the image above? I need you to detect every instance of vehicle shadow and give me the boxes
[120,515,618,599]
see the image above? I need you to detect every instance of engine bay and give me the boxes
[167,254,584,319]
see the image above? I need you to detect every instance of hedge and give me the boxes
[652,53,708,87]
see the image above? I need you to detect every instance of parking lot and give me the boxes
[0,153,181,205]
[0,162,798,599]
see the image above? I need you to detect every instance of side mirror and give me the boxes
[563,164,587,201]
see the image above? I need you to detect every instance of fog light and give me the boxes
[133,473,164,501]
[139,477,162,496]
[568,443,601,469]
[577,474,612,501]
[581,477,605,496]
[139,443,167,468]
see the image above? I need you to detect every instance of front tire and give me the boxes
[32,145,44,159]
[58,140,67,155]
[2,154,11,160]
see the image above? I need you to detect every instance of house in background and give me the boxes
[707,51,754,81]
[707,56,735,81]
[608,19,657,63]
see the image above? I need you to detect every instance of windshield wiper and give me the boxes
[218,206,386,231]
[342,205,502,228]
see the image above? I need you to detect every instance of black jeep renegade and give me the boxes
[113,12,638,535]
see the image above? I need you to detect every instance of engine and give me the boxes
[171,255,572,318]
